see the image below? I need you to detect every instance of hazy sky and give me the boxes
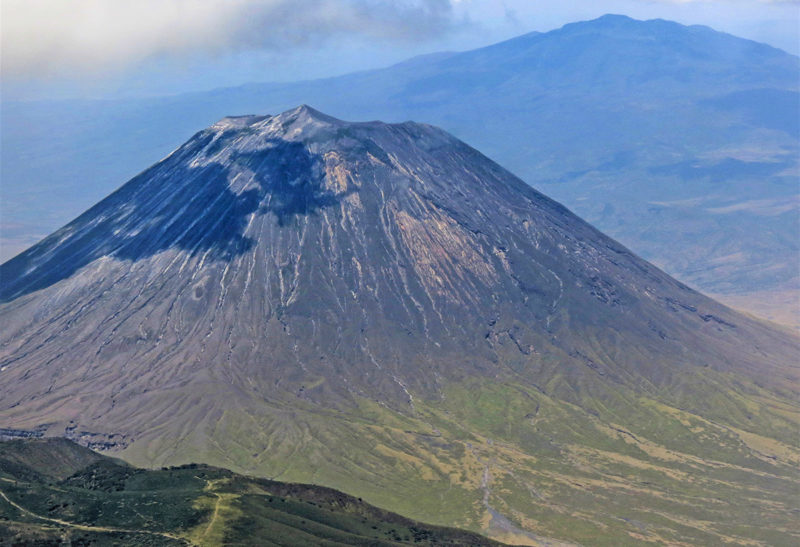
[2,0,798,100]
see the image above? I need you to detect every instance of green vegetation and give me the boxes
[0,438,501,546]
[2,104,798,547]
[110,374,800,545]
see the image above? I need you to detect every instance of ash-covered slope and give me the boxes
[1,106,799,544]
[4,15,799,328]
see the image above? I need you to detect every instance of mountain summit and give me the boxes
[1,107,798,544]
[6,16,797,327]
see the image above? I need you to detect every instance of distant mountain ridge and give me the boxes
[1,106,798,544]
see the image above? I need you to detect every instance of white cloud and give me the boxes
[0,0,457,78]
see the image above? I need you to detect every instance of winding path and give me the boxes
[0,487,190,544]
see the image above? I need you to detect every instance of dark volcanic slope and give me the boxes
[3,15,799,327]
[1,106,799,544]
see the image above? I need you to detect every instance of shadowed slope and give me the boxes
[3,15,798,330]
[1,106,798,544]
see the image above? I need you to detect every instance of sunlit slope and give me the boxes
[1,106,798,544]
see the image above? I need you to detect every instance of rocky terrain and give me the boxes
[1,106,798,544]
[3,15,798,326]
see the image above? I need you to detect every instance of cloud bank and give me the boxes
[1,0,458,78]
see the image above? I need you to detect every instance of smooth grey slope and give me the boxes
[3,15,798,326]
[1,106,799,544]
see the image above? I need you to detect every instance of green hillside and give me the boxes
[0,438,501,546]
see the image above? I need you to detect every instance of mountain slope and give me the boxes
[0,438,501,546]
[1,106,798,545]
[2,15,798,326]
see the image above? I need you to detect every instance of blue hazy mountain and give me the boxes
[2,14,798,323]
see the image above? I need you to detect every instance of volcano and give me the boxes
[1,106,798,544]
